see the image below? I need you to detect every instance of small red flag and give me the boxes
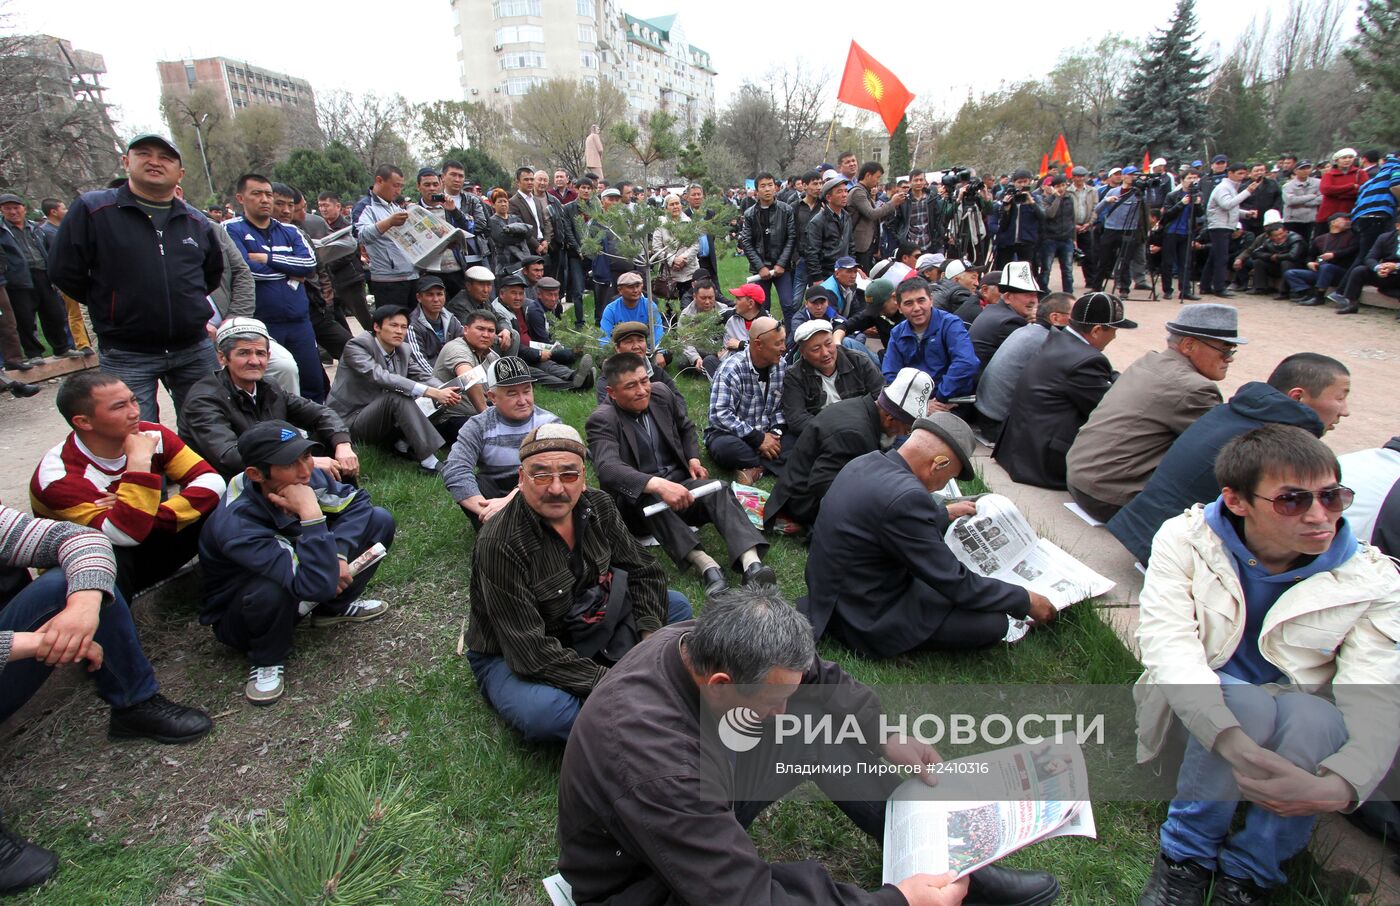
[1051,134,1073,172]
[1143,150,1152,172]
[1039,154,1050,178]
[836,42,915,136]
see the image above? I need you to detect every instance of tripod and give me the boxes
[1107,188,1159,301]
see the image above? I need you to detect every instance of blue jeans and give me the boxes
[265,319,325,403]
[0,570,159,720]
[758,272,796,330]
[842,336,882,368]
[1039,239,1075,293]
[1159,673,1349,888]
[1283,263,1346,294]
[98,339,217,425]
[467,590,692,743]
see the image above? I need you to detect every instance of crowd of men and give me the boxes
[1,129,1398,906]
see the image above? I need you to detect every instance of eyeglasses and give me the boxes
[526,469,582,487]
[1195,339,1238,360]
[1250,485,1354,517]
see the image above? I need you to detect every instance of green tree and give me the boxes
[273,142,371,202]
[412,100,509,163]
[676,140,707,185]
[437,146,512,194]
[1208,59,1271,161]
[1345,0,1400,144]
[716,84,785,176]
[888,116,910,178]
[1102,0,1211,164]
[935,84,1060,176]
[610,110,680,187]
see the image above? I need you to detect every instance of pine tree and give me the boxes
[1345,0,1400,145]
[888,116,911,178]
[1101,0,1211,165]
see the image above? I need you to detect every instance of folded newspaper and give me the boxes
[387,204,469,269]
[413,364,488,418]
[883,741,1096,883]
[311,225,357,264]
[944,494,1113,641]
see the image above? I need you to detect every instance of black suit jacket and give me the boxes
[765,394,881,528]
[799,449,1030,657]
[993,327,1114,489]
[969,301,1028,367]
[586,384,701,503]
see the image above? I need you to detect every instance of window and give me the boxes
[496,25,544,43]
[580,52,598,69]
[493,0,541,17]
[506,76,540,95]
[500,52,546,70]
[576,0,595,15]
[578,23,596,43]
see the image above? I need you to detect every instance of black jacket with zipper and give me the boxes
[48,184,224,352]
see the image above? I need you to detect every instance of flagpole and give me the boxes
[823,111,838,160]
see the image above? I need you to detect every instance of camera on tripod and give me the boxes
[940,167,983,193]
[1131,174,1166,190]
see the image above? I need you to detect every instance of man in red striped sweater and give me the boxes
[30,371,226,599]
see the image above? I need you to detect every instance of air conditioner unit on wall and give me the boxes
[494,45,504,51]
[471,88,480,95]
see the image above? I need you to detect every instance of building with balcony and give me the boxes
[156,57,315,115]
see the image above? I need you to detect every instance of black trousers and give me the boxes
[620,478,767,570]
[9,278,70,357]
[1203,228,1235,294]
[1340,265,1400,302]
[1160,233,1192,296]
[113,524,204,601]
[335,280,373,331]
[368,279,414,311]
[1092,229,1138,290]
[1354,216,1392,267]
[211,507,395,665]
[1068,483,1122,523]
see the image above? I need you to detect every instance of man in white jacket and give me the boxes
[1135,424,1400,906]
[1202,163,1258,298]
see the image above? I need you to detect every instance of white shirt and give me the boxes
[517,190,544,240]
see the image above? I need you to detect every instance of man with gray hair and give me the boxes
[803,414,1056,654]
[180,318,358,480]
[557,585,1061,905]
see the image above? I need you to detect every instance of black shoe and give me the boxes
[4,359,32,372]
[108,693,213,744]
[1271,292,1290,300]
[1214,289,1237,298]
[1295,295,1325,306]
[1134,282,1152,291]
[1211,875,1271,906]
[0,819,58,895]
[964,864,1060,906]
[5,380,40,398]
[1136,853,1211,906]
[741,562,777,587]
[701,566,727,598]
[1335,301,1360,315]
[572,354,595,389]
[1180,293,1201,301]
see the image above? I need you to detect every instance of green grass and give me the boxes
[11,249,1369,904]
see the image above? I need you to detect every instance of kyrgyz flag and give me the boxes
[836,42,914,135]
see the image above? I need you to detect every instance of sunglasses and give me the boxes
[1195,339,1238,360]
[526,469,582,487]
[1251,485,1354,517]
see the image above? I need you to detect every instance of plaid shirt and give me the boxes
[705,349,787,443]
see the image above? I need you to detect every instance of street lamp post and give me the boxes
[190,112,215,201]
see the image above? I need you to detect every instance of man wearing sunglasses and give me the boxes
[1066,304,1244,523]
[1135,424,1400,906]
[465,423,692,743]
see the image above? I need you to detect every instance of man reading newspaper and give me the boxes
[555,586,1061,905]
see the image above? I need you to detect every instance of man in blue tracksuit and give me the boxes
[226,173,325,401]
[199,421,396,705]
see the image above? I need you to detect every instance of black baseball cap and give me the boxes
[1071,291,1138,329]
[237,420,321,467]
[127,133,181,160]
[415,275,446,293]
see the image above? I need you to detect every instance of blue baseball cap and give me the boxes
[1122,165,1140,175]
[237,420,321,467]
[834,256,858,270]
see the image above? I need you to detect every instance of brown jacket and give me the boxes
[847,184,900,256]
[1066,347,1222,507]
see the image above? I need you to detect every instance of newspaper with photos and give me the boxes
[386,204,468,268]
[883,742,1096,883]
[413,364,488,418]
[944,494,1113,611]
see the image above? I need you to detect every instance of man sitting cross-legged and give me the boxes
[466,424,692,743]
[704,315,789,486]
[30,371,226,600]
[494,271,594,390]
[198,421,396,706]
[0,504,213,894]
[1134,424,1400,906]
[802,413,1057,655]
[441,357,561,529]
[588,352,774,599]
[180,317,359,481]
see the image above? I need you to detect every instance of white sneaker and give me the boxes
[245,665,285,705]
[310,599,390,627]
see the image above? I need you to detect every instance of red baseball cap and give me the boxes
[730,284,767,303]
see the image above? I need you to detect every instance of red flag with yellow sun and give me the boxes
[836,41,914,135]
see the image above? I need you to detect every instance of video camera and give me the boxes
[940,167,983,191]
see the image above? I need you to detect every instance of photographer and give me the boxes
[993,169,1041,270]
[1091,167,1148,293]
[1160,171,1206,300]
